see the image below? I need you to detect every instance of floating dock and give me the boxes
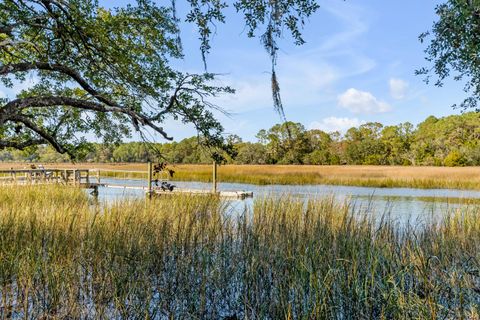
[152,188,253,200]
[101,184,253,199]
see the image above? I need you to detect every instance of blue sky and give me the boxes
[1,0,470,142]
[161,0,468,141]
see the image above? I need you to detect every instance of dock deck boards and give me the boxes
[152,188,253,199]
[98,184,253,199]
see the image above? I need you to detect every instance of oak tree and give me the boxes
[419,0,480,111]
[0,0,319,159]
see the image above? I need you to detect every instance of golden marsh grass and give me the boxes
[0,185,480,318]
[2,163,479,190]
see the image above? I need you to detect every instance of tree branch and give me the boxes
[0,62,116,107]
[2,96,173,140]
[0,138,45,150]
[0,24,14,37]
[0,62,178,137]
[8,114,67,154]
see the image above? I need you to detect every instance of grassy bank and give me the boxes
[2,163,479,190]
[1,186,480,318]
[169,164,480,190]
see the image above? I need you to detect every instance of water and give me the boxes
[92,178,480,224]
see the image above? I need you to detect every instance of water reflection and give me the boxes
[91,178,480,224]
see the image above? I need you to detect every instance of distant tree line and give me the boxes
[1,112,479,167]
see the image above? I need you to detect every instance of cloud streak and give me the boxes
[212,57,340,114]
[317,1,369,52]
[202,0,377,116]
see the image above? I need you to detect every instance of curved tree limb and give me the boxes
[0,62,120,107]
[0,138,45,150]
[1,95,173,140]
[7,114,67,154]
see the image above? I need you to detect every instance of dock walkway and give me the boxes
[0,164,253,200]
[0,168,101,189]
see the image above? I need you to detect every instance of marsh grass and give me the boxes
[3,163,478,190]
[166,165,480,190]
[357,195,480,205]
[0,186,480,319]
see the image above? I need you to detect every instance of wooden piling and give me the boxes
[212,161,218,194]
[147,162,153,198]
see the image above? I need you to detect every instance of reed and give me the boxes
[3,163,478,190]
[167,164,480,190]
[0,185,479,318]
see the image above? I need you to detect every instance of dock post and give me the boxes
[96,169,101,185]
[147,161,153,198]
[91,185,99,199]
[212,161,218,194]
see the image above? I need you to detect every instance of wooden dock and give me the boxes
[101,184,253,199]
[152,188,253,200]
[0,162,254,200]
[0,168,102,189]
[96,183,253,200]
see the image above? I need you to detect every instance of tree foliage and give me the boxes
[0,0,319,159]
[419,0,480,110]
[6,112,480,167]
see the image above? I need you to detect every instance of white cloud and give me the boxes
[337,88,391,114]
[309,117,365,133]
[389,78,409,100]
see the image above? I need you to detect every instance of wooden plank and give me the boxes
[103,184,146,190]
[0,169,89,174]
[152,188,253,199]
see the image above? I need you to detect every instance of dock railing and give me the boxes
[0,169,91,186]
[0,164,253,199]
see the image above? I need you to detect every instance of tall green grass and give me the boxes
[0,186,479,318]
